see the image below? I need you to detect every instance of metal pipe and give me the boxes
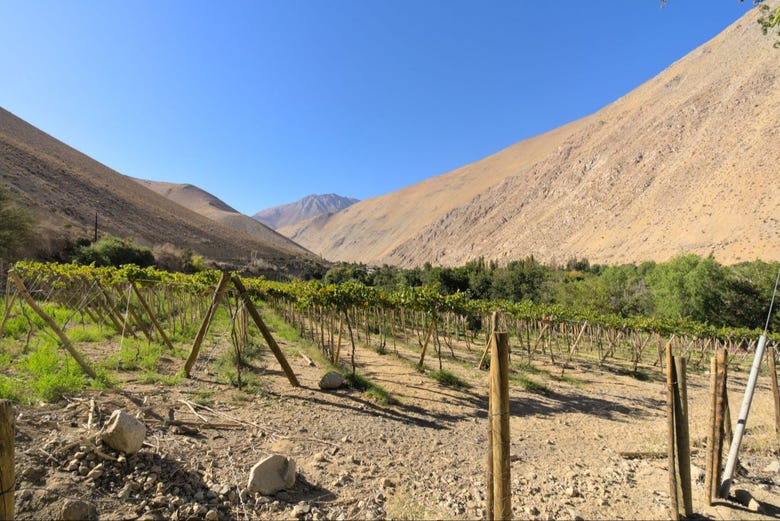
[719,334,767,498]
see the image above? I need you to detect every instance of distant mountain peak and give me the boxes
[253,194,359,230]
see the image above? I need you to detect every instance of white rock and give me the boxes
[319,371,345,390]
[247,454,296,495]
[763,460,780,474]
[100,410,146,455]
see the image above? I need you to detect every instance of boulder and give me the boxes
[247,454,296,495]
[100,409,146,455]
[319,371,345,390]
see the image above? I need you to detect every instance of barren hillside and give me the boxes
[132,178,312,258]
[0,108,320,273]
[282,9,780,267]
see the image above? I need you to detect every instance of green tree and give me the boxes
[0,183,34,260]
[646,253,727,324]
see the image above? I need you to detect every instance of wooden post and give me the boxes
[9,269,97,379]
[674,355,693,517]
[417,317,436,367]
[184,272,229,377]
[230,275,300,387]
[0,284,17,338]
[131,283,174,352]
[712,348,728,501]
[490,330,511,520]
[665,344,680,520]
[560,321,588,378]
[705,355,718,505]
[486,369,494,521]
[0,400,14,521]
[768,344,780,434]
[334,313,344,365]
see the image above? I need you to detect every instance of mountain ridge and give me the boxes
[281,10,780,267]
[255,193,359,230]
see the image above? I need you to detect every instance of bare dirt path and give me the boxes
[10,322,780,521]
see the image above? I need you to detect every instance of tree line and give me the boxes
[321,254,780,331]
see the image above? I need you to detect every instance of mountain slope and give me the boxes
[255,194,359,230]
[283,10,780,267]
[0,107,320,273]
[132,178,312,257]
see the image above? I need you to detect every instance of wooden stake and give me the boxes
[0,284,17,338]
[9,269,97,379]
[705,355,718,505]
[490,330,511,520]
[417,316,436,367]
[665,344,680,520]
[560,321,588,378]
[768,344,780,434]
[231,275,299,387]
[334,312,344,365]
[184,272,229,377]
[674,355,693,516]
[132,283,174,351]
[712,348,728,501]
[486,366,494,521]
[0,400,14,521]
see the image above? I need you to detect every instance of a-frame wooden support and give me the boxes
[183,273,299,387]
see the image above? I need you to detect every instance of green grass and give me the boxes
[511,373,552,395]
[139,370,184,386]
[68,323,114,343]
[429,368,470,389]
[558,373,584,386]
[23,342,87,402]
[345,372,398,405]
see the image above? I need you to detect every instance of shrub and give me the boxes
[75,236,155,268]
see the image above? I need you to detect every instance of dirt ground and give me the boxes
[10,327,780,521]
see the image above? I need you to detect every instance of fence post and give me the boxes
[665,344,692,519]
[488,325,511,520]
[673,355,693,516]
[0,400,14,521]
[767,344,780,434]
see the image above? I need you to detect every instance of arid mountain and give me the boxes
[0,107,320,274]
[131,178,312,257]
[282,9,780,268]
[254,193,359,230]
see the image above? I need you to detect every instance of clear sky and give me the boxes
[0,1,759,215]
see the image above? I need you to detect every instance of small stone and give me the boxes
[205,510,219,521]
[565,486,579,498]
[763,461,780,474]
[86,464,104,480]
[60,499,98,521]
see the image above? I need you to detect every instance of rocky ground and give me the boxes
[10,327,780,521]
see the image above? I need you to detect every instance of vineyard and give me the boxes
[2,261,780,520]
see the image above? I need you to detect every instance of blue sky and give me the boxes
[0,1,758,215]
